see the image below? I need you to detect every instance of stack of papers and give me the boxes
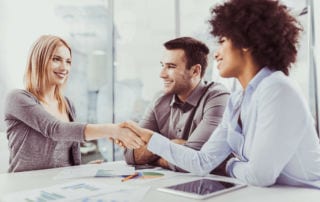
[54,161,135,180]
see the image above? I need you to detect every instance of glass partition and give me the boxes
[108,0,175,160]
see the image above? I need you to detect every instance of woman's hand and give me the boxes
[111,124,145,149]
[120,121,153,143]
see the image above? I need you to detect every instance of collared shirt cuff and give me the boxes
[226,157,239,177]
[147,132,168,155]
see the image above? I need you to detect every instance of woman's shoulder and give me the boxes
[6,89,38,103]
[260,71,297,91]
[256,71,303,100]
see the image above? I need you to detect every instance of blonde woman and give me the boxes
[4,35,144,172]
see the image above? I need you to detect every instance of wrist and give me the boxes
[109,124,119,139]
[226,157,239,177]
[145,131,153,143]
[140,129,153,143]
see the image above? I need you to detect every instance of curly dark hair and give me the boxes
[164,37,210,78]
[209,0,302,75]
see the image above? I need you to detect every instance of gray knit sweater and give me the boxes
[4,89,86,172]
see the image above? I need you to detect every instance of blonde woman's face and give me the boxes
[47,45,71,87]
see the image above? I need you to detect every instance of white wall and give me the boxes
[3,0,69,89]
[0,0,69,131]
[0,132,9,173]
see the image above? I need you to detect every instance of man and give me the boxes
[124,37,229,174]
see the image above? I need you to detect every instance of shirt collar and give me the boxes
[229,67,274,110]
[170,81,207,108]
[246,67,274,91]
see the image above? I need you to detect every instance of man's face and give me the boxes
[160,49,193,97]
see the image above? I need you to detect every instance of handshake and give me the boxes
[110,121,154,150]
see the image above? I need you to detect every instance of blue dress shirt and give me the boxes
[148,67,320,187]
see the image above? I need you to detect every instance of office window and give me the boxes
[312,0,320,134]
[288,2,309,99]
[0,1,6,132]
[101,0,175,160]
[180,0,236,90]
[54,0,114,160]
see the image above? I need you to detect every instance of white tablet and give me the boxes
[157,178,247,200]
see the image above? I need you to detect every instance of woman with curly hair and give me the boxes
[121,0,320,187]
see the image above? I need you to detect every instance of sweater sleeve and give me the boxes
[4,89,86,142]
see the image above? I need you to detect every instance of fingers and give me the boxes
[117,121,150,149]
[121,121,153,143]
[121,121,141,136]
[112,135,143,150]
[109,134,140,150]
[112,138,127,149]
[120,133,144,149]
[130,132,145,145]
[115,139,125,148]
[113,129,144,149]
[109,137,123,147]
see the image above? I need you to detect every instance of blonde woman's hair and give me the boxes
[24,35,72,113]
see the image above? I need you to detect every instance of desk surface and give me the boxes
[0,162,319,202]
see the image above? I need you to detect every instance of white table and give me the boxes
[0,162,319,202]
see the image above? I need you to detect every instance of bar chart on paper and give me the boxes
[62,183,100,191]
[25,191,65,201]
[2,181,150,202]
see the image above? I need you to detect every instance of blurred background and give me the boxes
[0,0,319,171]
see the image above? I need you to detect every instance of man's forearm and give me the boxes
[133,145,159,164]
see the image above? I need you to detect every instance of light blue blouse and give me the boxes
[148,67,320,187]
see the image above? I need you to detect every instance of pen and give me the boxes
[121,172,139,182]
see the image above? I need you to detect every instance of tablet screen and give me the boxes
[158,178,246,199]
[166,179,235,195]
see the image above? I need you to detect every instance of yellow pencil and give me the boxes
[121,172,139,182]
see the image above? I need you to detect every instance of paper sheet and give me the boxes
[53,161,135,180]
[1,180,150,202]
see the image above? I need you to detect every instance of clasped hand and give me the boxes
[111,121,153,149]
